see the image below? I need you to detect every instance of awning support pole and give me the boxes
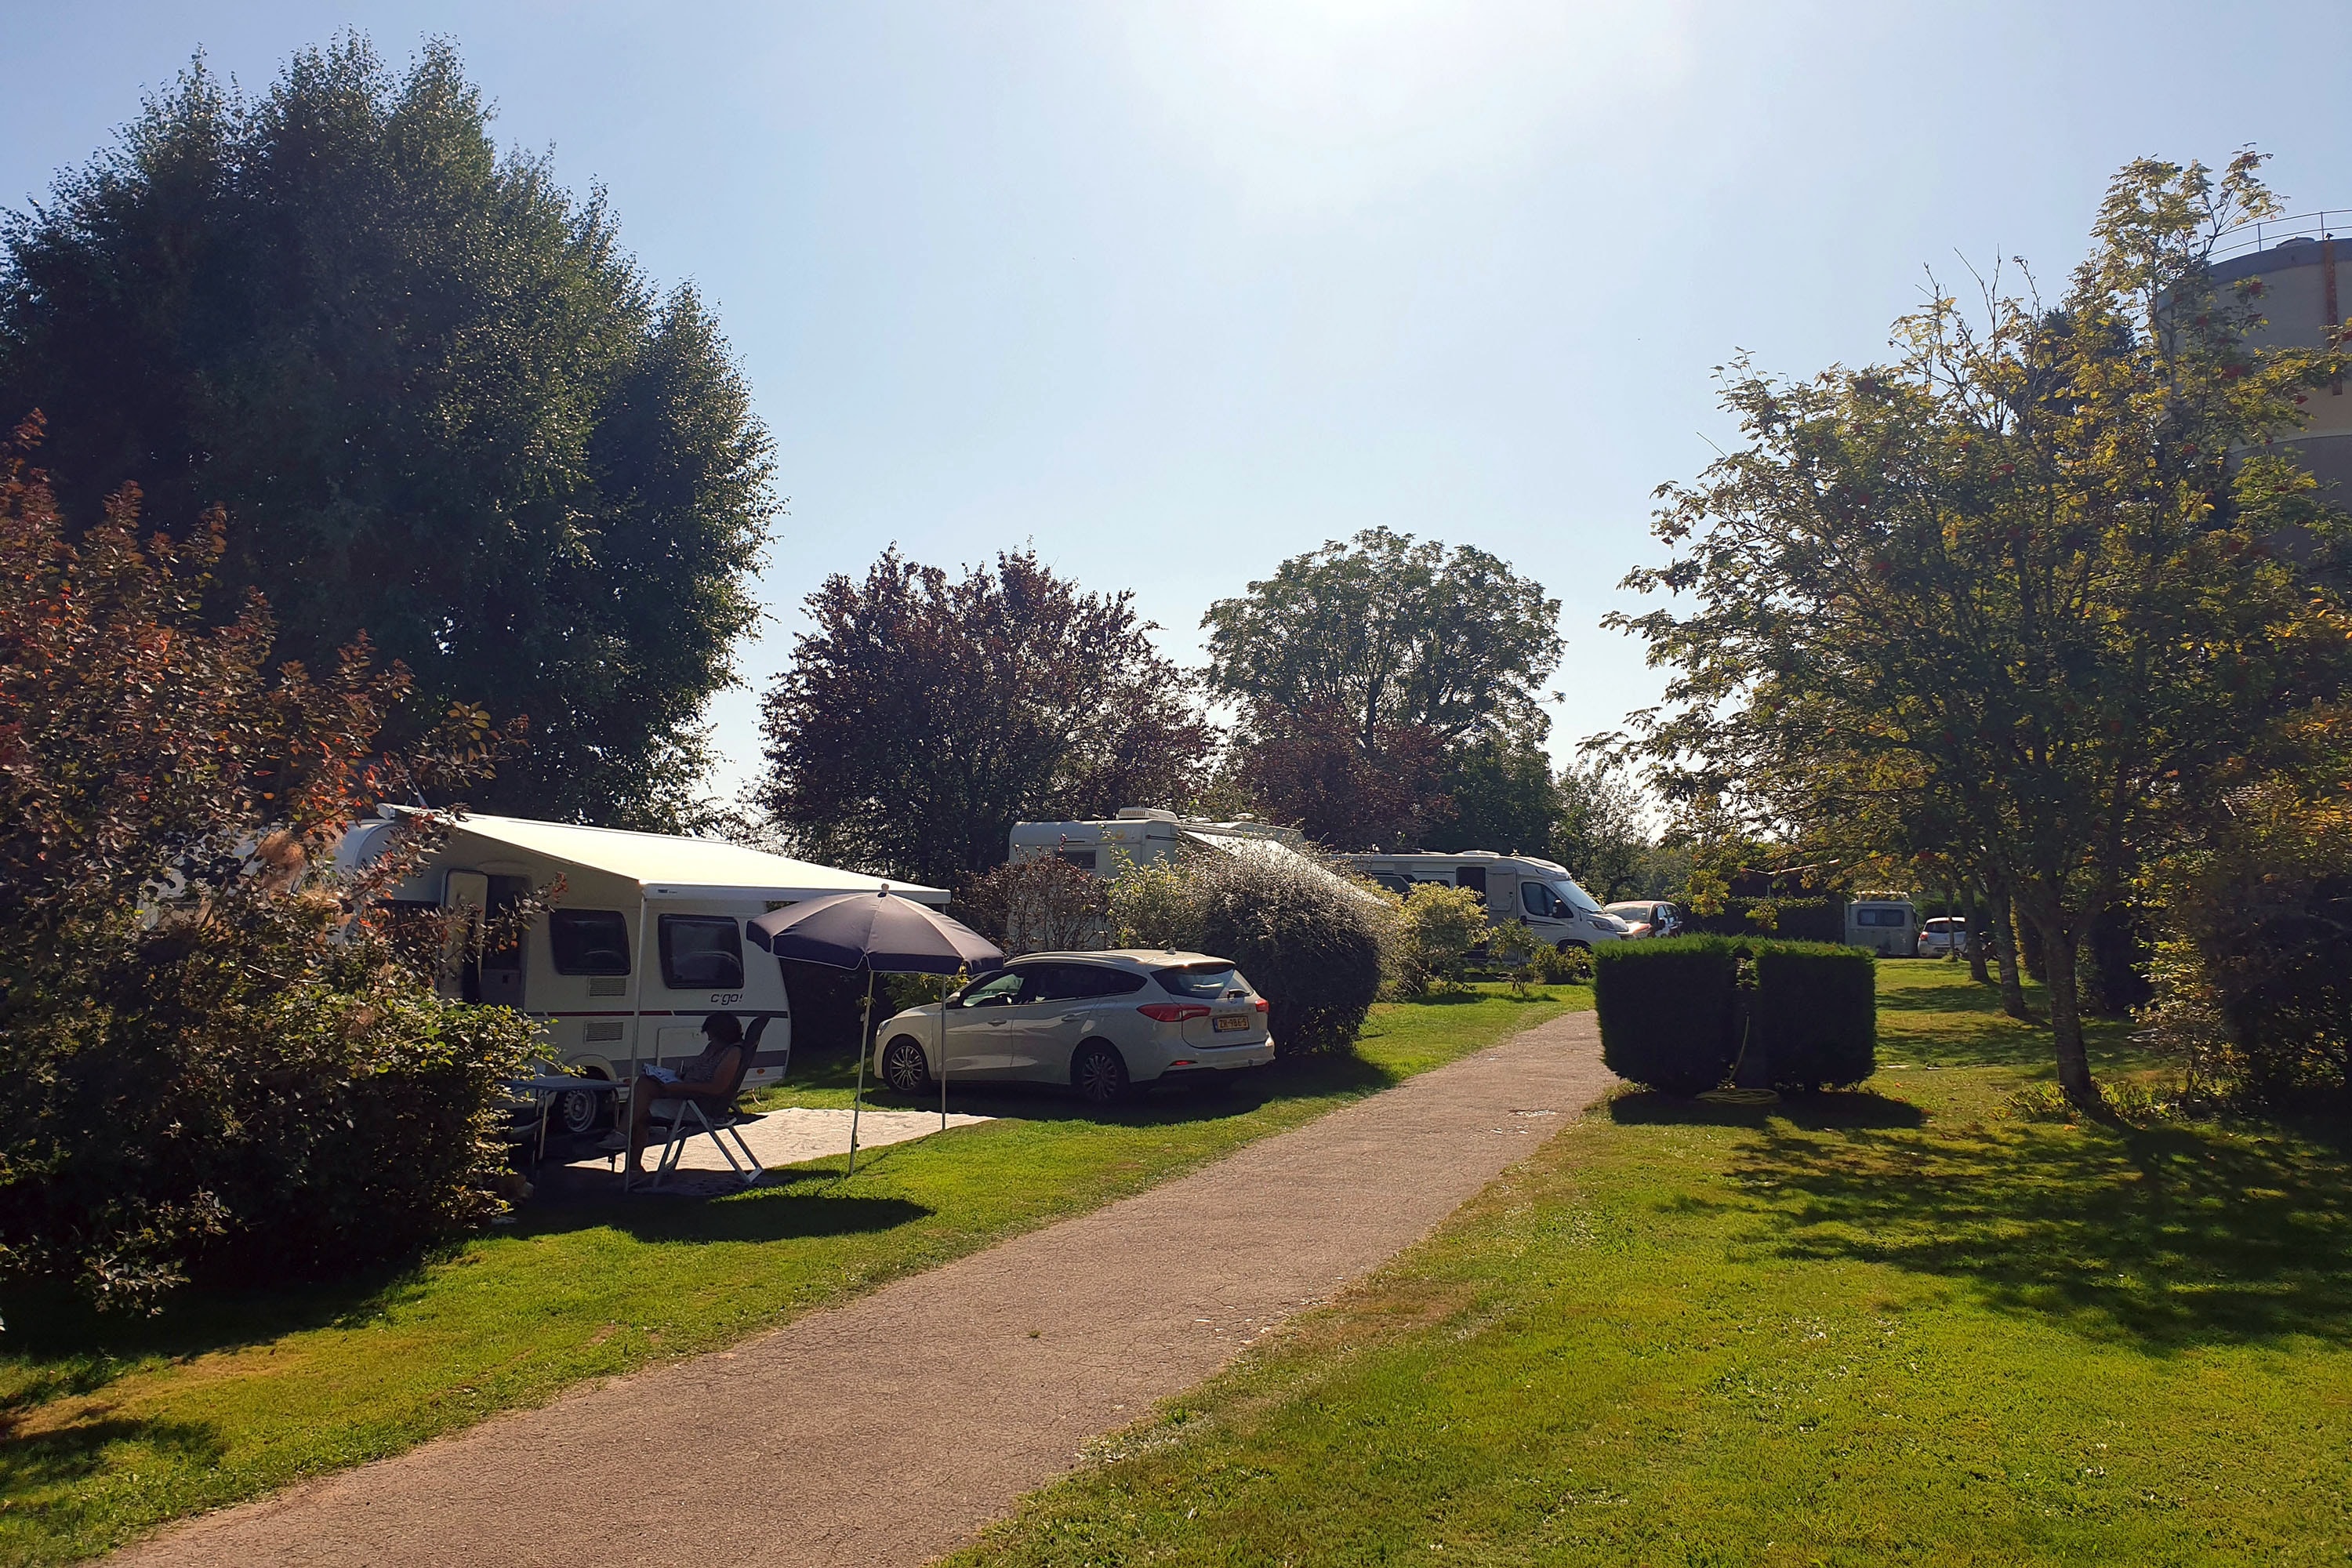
[630,892,651,1079]
[847,965,873,1178]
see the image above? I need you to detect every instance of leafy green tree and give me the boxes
[1551,756,1653,900]
[1206,528,1563,847]
[1205,528,1563,750]
[1421,737,1560,856]
[758,548,1214,887]
[1613,153,2352,1105]
[0,36,774,826]
[1229,702,1450,851]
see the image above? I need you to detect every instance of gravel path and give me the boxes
[116,1010,1610,1568]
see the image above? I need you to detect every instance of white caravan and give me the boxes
[1845,894,1918,956]
[1334,851,1632,950]
[336,811,946,1132]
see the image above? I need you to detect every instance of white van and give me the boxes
[336,811,948,1133]
[1334,851,1633,951]
[1846,895,1918,956]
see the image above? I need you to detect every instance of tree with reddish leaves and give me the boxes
[757,548,1214,887]
[0,423,533,1310]
[1227,704,1451,851]
[1205,528,1564,851]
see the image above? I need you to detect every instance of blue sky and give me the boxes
[8,2,2349,806]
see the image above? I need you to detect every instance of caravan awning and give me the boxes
[362,811,949,905]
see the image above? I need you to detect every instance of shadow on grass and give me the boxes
[1874,967,2154,1075]
[523,1189,931,1245]
[858,1047,1399,1127]
[1728,1111,2352,1351]
[1609,1089,1926,1132]
[0,1412,223,1496]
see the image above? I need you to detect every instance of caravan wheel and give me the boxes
[556,1074,608,1134]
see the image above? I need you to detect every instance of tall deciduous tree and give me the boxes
[1225,702,1452,852]
[1550,756,1653,900]
[1612,153,2352,1105]
[1204,528,1563,752]
[0,36,774,826]
[1205,528,1563,847]
[1421,738,1560,857]
[757,548,1214,887]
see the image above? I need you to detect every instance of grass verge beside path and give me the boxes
[0,984,1586,1567]
[953,961,2352,1566]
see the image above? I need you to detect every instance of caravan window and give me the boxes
[549,909,632,975]
[1854,906,1911,928]
[659,915,744,989]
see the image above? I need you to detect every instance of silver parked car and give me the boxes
[1604,900,1682,938]
[872,949,1275,1105]
[1917,916,1969,958]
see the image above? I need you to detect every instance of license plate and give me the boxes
[1214,1014,1250,1032]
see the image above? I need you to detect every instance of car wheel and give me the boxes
[880,1036,933,1094]
[556,1076,608,1134]
[1562,940,1592,953]
[1071,1041,1131,1106]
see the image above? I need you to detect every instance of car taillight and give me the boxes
[1138,1003,1210,1022]
[1254,998,1269,1013]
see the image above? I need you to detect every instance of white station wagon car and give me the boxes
[873,949,1275,1104]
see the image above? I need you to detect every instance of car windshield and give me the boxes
[955,971,1025,1006]
[1552,880,1603,914]
[1155,963,1243,1000]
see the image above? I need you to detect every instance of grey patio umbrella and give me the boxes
[747,889,1004,1173]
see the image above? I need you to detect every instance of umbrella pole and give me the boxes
[848,967,873,1178]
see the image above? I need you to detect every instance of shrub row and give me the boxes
[1593,936,1875,1097]
[1679,897,1848,946]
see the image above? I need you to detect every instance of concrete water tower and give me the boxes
[2209,213,2352,499]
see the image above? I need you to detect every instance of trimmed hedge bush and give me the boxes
[1593,936,1740,1096]
[1682,896,1847,945]
[1749,940,1877,1091]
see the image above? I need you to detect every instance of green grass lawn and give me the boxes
[952,960,2352,1566]
[0,983,1587,1567]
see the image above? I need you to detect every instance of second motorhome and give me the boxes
[1335,851,1634,950]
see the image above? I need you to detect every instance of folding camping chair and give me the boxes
[626,1014,775,1192]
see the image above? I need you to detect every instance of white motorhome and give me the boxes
[1334,851,1633,950]
[336,811,947,1133]
[1007,808,1304,873]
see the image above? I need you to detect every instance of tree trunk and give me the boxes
[1986,880,2031,1020]
[1962,880,1991,985]
[2031,910,2100,1108]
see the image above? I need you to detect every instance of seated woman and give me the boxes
[609,1011,744,1179]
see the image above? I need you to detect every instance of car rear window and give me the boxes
[1155,963,1243,999]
